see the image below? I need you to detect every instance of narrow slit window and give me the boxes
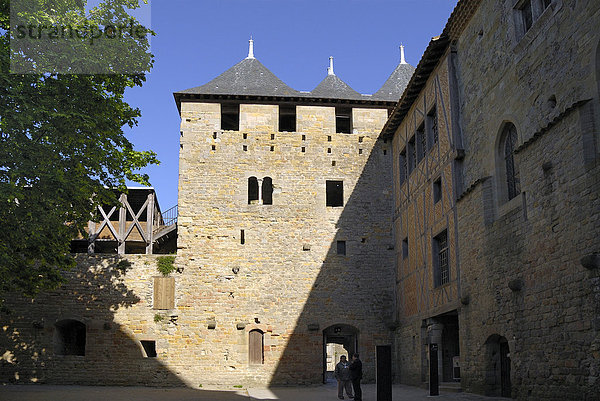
[416,122,426,162]
[240,229,245,245]
[433,177,442,204]
[402,238,408,259]
[427,105,438,147]
[407,136,416,174]
[248,177,259,204]
[399,148,407,186]
[221,103,239,131]
[262,177,273,205]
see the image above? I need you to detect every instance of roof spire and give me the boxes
[400,44,406,64]
[247,37,255,59]
[327,56,335,76]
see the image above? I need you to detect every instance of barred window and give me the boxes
[416,122,426,163]
[427,106,438,147]
[399,148,407,185]
[433,230,449,287]
[503,124,520,200]
[408,136,416,174]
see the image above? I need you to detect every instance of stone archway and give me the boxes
[322,324,359,384]
[484,334,511,397]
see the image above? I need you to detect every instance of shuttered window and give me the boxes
[153,277,175,309]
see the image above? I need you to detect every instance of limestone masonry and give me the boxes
[1,1,599,399]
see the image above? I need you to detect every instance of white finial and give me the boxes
[327,56,335,76]
[400,44,406,64]
[247,37,255,59]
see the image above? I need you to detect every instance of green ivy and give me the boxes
[157,256,176,276]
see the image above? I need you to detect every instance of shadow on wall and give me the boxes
[0,255,194,389]
[268,137,396,385]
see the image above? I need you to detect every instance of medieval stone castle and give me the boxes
[2,1,599,400]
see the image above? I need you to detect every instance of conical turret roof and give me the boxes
[373,45,415,101]
[177,41,299,97]
[309,57,362,100]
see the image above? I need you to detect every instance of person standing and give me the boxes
[349,353,363,401]
[334,355,354,399]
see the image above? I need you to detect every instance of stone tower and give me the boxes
[172,40,414,385]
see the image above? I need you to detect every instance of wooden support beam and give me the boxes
[146,192,154,254]
[118,193,127,254]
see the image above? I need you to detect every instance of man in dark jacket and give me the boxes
[349,353,363,401]
[334,355,354,399]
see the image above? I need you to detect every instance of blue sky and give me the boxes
[124,0,459,210]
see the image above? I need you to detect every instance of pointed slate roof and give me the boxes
[310,74,363,100]
[177,57,300,97]
[373,62,415,101]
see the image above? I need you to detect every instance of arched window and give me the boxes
[249,329,264,364]
[54,319,86,356]
[262,177,273,205]
[501,123,520,201]
[248,177,259,204]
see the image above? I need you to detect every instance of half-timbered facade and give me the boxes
[383,36,462,388]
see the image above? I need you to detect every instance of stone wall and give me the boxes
[455,1,600,399]
[176,101,396,386]
[0,255,187,386]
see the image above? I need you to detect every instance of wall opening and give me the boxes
[249,329,264,365]
[484,334,511,397]
[336,240,346,255]
[279,105,296,132]
[416,122,426,163]
[262,177,273,205]
[221,103,239,131]
[54,319,86,356]
[323,324,358,384]
[326,180,343,207]
[427,105,438,148]
[141,340,157,357]
[335,107,352,134]
[433,177,442,204]
[248,176,259,204]
[432,229,449,287]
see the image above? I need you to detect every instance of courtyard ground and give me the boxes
[0,382,510,401]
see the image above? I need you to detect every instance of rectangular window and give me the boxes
[326,180,343,207]
[335,107,352,134]
[337,240,346,255]
[407,136,416,174]
[433,177,442,204]
[402,237,409,259]
[433,230,449,287]
[140,340,157,358]
[416,122,426,162]
[221,103,239,131]
[427,106,438,147]
[279,105,296,132]
[399,149,407,186]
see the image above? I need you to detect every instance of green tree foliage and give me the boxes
[0,0,157,307]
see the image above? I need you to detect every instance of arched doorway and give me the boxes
[322,324,358,383]
[484,334,511,397]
